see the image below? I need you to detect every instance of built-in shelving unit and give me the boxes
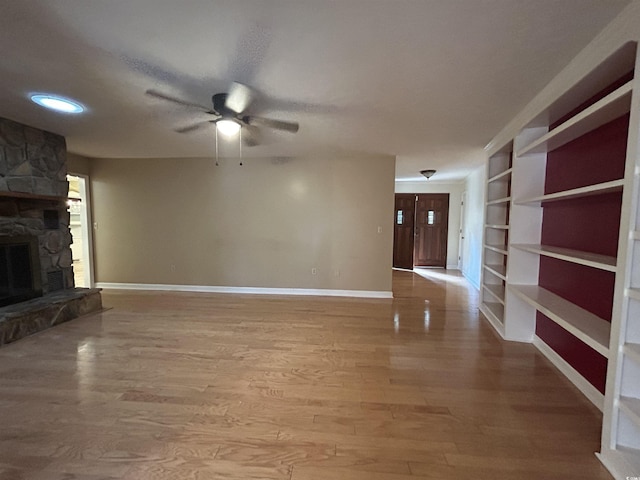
[479,142,513,333]
[481,41,640,479]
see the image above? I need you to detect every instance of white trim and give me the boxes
[597,447,640,480]
[463,270,480,291]
[533,335,604,411]
[77,174,95,288]
[480,303,506,339]
[95,282,393,299]
[67,173,95,288]
[445,264,460,270]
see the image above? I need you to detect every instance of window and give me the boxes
[427,210,435,225]
[397,210,404,225]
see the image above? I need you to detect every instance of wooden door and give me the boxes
[414,194,449,267]
[393,194,415,269]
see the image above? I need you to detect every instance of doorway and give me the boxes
[393,193,449,269]
[67,175,94,287]
[458,190,466,270]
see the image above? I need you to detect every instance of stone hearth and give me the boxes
[0,288,102,346]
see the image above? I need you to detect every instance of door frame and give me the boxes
[393,193,450,269]
[69,173,95,287]
[458,190,466,270]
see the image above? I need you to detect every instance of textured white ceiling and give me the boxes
[0,0,631,181]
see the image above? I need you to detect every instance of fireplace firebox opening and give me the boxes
[0,235,42,307]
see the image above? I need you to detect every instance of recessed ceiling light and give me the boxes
[30,94,84,114]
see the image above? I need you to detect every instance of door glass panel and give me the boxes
[427,210,435,225]
[397,210,403,225]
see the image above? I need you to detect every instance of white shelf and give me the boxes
[516,179,624,205]
[485,224,510,230]
[511,243,617,272]
[483,283,505,304]
[517,81,633,156]
[484,263,507,280]
[482,301,504,325]
[624,343,640,364]
[599,447,640,478]
[484,243,508,255]
[620,396,640,429]
[487,196,511,205]
[480,303,506,338]
[509,284,610,357]
[628,288,640,302]
[487,168,512,184]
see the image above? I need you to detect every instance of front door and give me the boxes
[414,194,449,267]
[393,194,416,269]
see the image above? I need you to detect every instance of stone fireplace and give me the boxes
[0,116,101,345]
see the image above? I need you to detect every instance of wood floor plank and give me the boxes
[0,269,611,479]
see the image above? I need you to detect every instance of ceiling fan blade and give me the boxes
[175,121,213,133]
[244,115,299,133]
[146,89,212,112]
[225,82,255,114]
[241,124,261,147]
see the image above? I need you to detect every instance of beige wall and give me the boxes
[67,153,92,176]
[89,154,395,293]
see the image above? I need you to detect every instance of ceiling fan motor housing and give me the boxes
[212,93,232,116]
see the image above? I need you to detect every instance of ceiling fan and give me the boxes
[145,82,299,146]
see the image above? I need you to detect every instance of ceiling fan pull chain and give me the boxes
[239,128,243,166]
[215,125,219,166]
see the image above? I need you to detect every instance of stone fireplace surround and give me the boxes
[0,116,101,346]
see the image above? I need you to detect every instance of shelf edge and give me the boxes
[515,179,624,205]
[511,243,617,272]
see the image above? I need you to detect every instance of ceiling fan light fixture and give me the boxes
[216,119,241,136]
[421,169,436,180]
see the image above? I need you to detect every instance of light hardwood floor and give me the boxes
[0,269,612,479]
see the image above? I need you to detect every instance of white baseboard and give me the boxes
[95,282,393,299]
[462,270,480,291]
[597,448,640,480]
[479,303,506,339]
[446,264,460,270]
[533,335,604,411]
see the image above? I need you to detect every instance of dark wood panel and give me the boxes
[393,194,415,269]
[414,194,449,268]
